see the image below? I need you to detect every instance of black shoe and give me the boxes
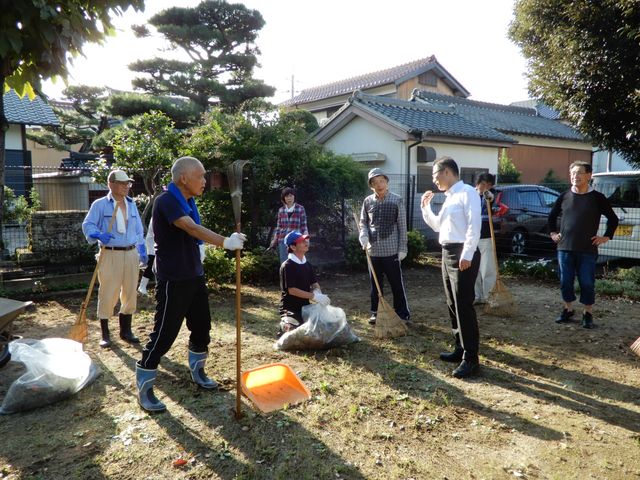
[452,360,479,378]
[368,313,377,325]
[581,312,595,329]
[439,348,464,363]
[555,308,575,324]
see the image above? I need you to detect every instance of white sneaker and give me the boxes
[138,286,148,296]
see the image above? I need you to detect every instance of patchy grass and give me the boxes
[1,267,640,479]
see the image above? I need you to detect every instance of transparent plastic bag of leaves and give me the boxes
[275,304,360,351]
[0,338,100,414]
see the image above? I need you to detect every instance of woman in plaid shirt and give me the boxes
[270,187,309,263]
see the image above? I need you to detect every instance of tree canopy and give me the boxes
[1,0,143,97]
[129,0,275,113]
[0,0,143,236]
[186,109,367,244]
[28,85,110,152]
[509,0,640,165]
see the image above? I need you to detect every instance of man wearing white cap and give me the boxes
[82,169,147,348]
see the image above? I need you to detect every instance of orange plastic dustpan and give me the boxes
[241,363,311,413]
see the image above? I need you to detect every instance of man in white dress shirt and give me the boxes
[421,157,482,378]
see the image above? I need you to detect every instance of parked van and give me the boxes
[592,171,640,260]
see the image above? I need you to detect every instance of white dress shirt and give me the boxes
[422,180,481,261]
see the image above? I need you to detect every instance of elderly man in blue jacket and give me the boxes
[82,169,147,348]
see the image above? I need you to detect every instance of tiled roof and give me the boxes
[349,92,515,143]
[282,56,440,106]
[3,90,59,126]
[510,99,561,120]
[413,90,583,141]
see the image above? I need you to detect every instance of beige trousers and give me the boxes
[97,248,139,319]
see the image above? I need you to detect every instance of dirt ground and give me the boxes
[1,264,639,480]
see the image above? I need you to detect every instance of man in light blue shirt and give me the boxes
[422,157,481,378]
[82,170,146,348]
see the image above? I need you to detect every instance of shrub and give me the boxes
[500,258,556,279]
[613,266,640,284]
[344,232,424,269]
[344,236,366,270]
[203,246,234,286]
[406,230,425,265]
[203,245,281,287]
[240,247,280,284]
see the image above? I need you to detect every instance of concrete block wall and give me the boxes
[30,211,87,253]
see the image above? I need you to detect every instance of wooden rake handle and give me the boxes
[485,197,501,279]
[353,211,384,299]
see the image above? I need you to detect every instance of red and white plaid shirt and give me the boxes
[273,203,308,242]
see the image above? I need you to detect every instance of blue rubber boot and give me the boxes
[136,366,166,412]
[188,350,218,390]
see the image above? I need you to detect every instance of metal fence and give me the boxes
[2,165,639,265]
[346,175,640,261]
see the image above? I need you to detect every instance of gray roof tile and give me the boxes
[414,90,583,141]
[3,90,59,126]
[283,56,438,106]
[351,92,515,143]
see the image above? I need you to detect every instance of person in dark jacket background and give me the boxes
[474,173,496,304]
[548,161,618,329]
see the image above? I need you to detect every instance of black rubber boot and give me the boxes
[99,319,112,348]
[119,313,140,344]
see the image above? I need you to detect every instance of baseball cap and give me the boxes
[108,170,133,183]
[284,231,309,246]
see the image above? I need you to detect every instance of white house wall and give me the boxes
[323,116,408,175]
[5,124,23,149]
[414,142,499,175]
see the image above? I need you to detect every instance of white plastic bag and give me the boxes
[0,338,100,414]
[275,304,360,351]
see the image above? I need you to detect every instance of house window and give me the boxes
[417,164,436,192]
[460,167,489,186]
[325,106,340,117]
[418,72,438,87]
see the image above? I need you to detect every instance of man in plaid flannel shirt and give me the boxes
[358,168,411,325]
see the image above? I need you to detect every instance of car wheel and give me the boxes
[511,230,528,255]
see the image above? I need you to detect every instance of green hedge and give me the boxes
[203,245,280,286]
[344,230,426,270]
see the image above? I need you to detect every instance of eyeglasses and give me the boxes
[113,181,133,187]
[432,168,444,179]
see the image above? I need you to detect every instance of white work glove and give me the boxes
[223,232,247,250]
[313,292,331,306]
[398,251,407,261]
[483,190,494,202]
[199,244,206,263]
[358,231,369,250]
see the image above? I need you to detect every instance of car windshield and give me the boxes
[593,175,640,208]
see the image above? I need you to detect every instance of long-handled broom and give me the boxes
[364,248,408,339]
[69,203,119,344]
[483,196,517,317]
